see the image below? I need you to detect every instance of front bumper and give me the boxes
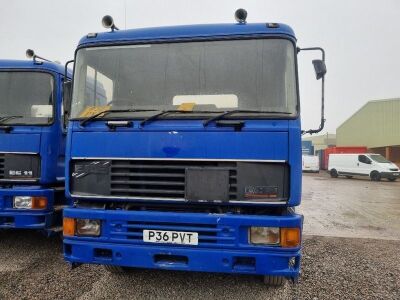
[63,208,303,278]
[0,186,57,229]
[380,172,400,179]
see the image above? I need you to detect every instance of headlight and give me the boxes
[13,196,47,209]
[250,227,280,245]
[76,219,101,236]
[249,227,301,247]
[13,196,32,209]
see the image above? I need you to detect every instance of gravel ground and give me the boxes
[0,232,399,300]
[0,174,399,299]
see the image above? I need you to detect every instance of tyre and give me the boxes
[345,176,353,179]
[388,178,397,182]
[370,171,381,181]
[263,275,286,286]
[104,265,130,274]
[330,169,338,178]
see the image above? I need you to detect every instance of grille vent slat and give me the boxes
[110,159,238,200]
[0,154,4,178]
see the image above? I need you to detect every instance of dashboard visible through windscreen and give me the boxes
[71,39,298,119]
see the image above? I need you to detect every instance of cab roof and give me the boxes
[0,59,68,76]
[78,23,296,47]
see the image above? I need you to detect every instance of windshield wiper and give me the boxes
[0,115,23,124]
[139,110,217,127]
[80,109,158,127]
[203,110,292,126]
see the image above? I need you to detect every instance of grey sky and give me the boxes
[1,0,399,134]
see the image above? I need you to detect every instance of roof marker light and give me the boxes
[235,8,247,24]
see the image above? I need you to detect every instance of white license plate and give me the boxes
[393,173,399,176]
[143,230,198,245]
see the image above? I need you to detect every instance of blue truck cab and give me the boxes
[63,11,326,285]
[0,57,70,232]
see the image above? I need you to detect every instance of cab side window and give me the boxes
[358,155,371,164]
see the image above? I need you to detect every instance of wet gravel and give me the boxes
[0,231,399,300]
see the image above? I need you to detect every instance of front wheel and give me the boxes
[388,178,397,182]
[263,275,286,286]
[370,171,381,181]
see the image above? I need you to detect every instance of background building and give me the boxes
[302,133,336,154]
[336,98,400,165]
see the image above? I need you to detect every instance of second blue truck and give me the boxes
[0,54,69,233]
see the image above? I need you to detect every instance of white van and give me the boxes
[328,153,399,181]
[302,155,319,173]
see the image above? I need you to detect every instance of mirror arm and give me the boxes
[63,60,74,118]
[298,47,326,135]
[64,60,74,82]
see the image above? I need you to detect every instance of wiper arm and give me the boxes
[80,109,157,127]
[139,110,216,127]
[0,115,23,124]
[140,110,191,127]
[203,110,291,126]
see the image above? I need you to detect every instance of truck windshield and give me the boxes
[0,72,54,125]
[71,39,297,119]
[370,154,391,163]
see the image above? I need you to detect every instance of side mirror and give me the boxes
[312,59,327,80]
[63,80,72,121]
[299,47,326,135]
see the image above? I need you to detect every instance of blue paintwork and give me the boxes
[66,119,301,207]
[64,22,304,279]
[0,60,66,75]
[0,60,70,230]
[64,208,302,276]
[79,23,296,47]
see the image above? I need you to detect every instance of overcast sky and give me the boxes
[1,0,399,134]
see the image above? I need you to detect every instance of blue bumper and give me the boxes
[0,186,56,229]
[63,208,303,278]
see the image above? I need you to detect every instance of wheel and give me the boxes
[104,265,130,274]
[345,176,353,179]
[388,178,397,182]
[330,169,338,178]
[370,171,381,181]
[263,275,286,286]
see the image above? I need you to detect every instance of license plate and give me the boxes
[143,230,198,245]
[393,173,399,176]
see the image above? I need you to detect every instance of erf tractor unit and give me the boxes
[63,10,327,285]
[0,51,70,233]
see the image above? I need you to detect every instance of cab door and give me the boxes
[357,155,372,175]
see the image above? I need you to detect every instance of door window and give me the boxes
[358,155,371,164]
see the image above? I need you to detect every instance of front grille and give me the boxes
[71,158,289,202]
[110,160,237,200]
[0,154,4,178]
[0,153,40,181]
[109,219,236,247]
